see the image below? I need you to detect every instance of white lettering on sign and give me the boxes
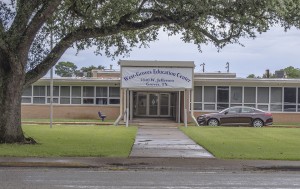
[121,67,193,89]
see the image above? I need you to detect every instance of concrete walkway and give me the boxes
[130,125,214,158]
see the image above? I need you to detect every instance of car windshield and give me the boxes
[219,108,230,113]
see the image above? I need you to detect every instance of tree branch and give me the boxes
[18,0,61,63]
[8,0,40,39]
[24,16,175,86]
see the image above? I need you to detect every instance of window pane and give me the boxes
[47,98,59,103]
[60,97,70,104]
[284,105,296,112]
[194,86,202,102]
[109,87,120,97]
[60,86,70,96]
[271,104,282,111]
[298,88,300,104]
[109,99,120,104]
[96,98,108,105]
[83,86,94,97]
[33,97,45,104]
[231,87,242,103]
[96,87,108,97]
[217,104,229,111]
[22,86,32,96]
[33,86,45,96]
[230,104,242,107]
[83,98,94,104]
[257,104,268,111]
[72,86,81,97]
[271,87,282,103]
[47,86,59,96]
[22,97,31,103]
[284,88,296,104]
[194,103,202,110]
[244,87,256,103]
[71,98,81,104]
[244,104,256,108]
[257,87,269,103]
[204,104,215,110]
[217,86,229,103]
[204,86,216,102]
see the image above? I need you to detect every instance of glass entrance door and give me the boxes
[160,93,170,116]
[149,93,159,116]
[135,92,171,117]
[137,93,147,116]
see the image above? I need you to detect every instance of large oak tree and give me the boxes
[0,0,299,143]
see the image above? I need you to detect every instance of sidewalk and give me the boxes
[130,125,214,158]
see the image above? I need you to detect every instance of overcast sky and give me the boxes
[58,26,300,78]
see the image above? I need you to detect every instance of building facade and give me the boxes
[21,60,300,124]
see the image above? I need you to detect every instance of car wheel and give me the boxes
[252,119,264,127]
[207,119,219,126]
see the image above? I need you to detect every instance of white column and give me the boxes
[184,89,187,127]
[178,91,181,123]
[126,89,129,127]
[130,90,133,121]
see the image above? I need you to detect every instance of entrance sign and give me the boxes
[121,67,193,89]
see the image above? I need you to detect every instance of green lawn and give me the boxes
[0,125,137,157]
[180,126,300,160]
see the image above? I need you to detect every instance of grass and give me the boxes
[272,122,300,127]
[180,126,300,160]
[0,125,137,157]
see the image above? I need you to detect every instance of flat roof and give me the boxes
[118,60,195,68]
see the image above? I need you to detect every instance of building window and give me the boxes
[284,87,296,112]
[257,87,269,111]
[60,86,71,104]
[71,86,81,104]
[270,87,282,111]
[33,86,46,104]
[83,86,94,104]
[108,87,120,105]
[22,86,32,103]
[298,88,300,112]
[193,86,202,110]
[46,86,59,104]
[204,86,216,110]
[231,87,242,106]
[217,86,229,111]
[96,87,108,105]
[244,87,256,107]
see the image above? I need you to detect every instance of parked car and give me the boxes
[197,106,273,127]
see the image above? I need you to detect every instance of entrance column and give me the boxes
[130,90,133,121]
[184,89,187,127]
[178,91,181,123]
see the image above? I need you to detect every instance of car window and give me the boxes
[228,107,241,114]
[241,107,254,113]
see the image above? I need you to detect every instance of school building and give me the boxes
[21,60,300,125]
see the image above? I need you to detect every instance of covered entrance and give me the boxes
[114,60,199,126]
[134,92,176,117]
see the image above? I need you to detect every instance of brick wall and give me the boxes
[21,105,120,120]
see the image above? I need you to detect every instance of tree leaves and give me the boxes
[1,0,300,85]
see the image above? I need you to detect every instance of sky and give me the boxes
[58,26,300,78]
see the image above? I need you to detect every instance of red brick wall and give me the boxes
[21,105,120,120]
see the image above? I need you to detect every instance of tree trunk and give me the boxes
[0,54,26,143]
